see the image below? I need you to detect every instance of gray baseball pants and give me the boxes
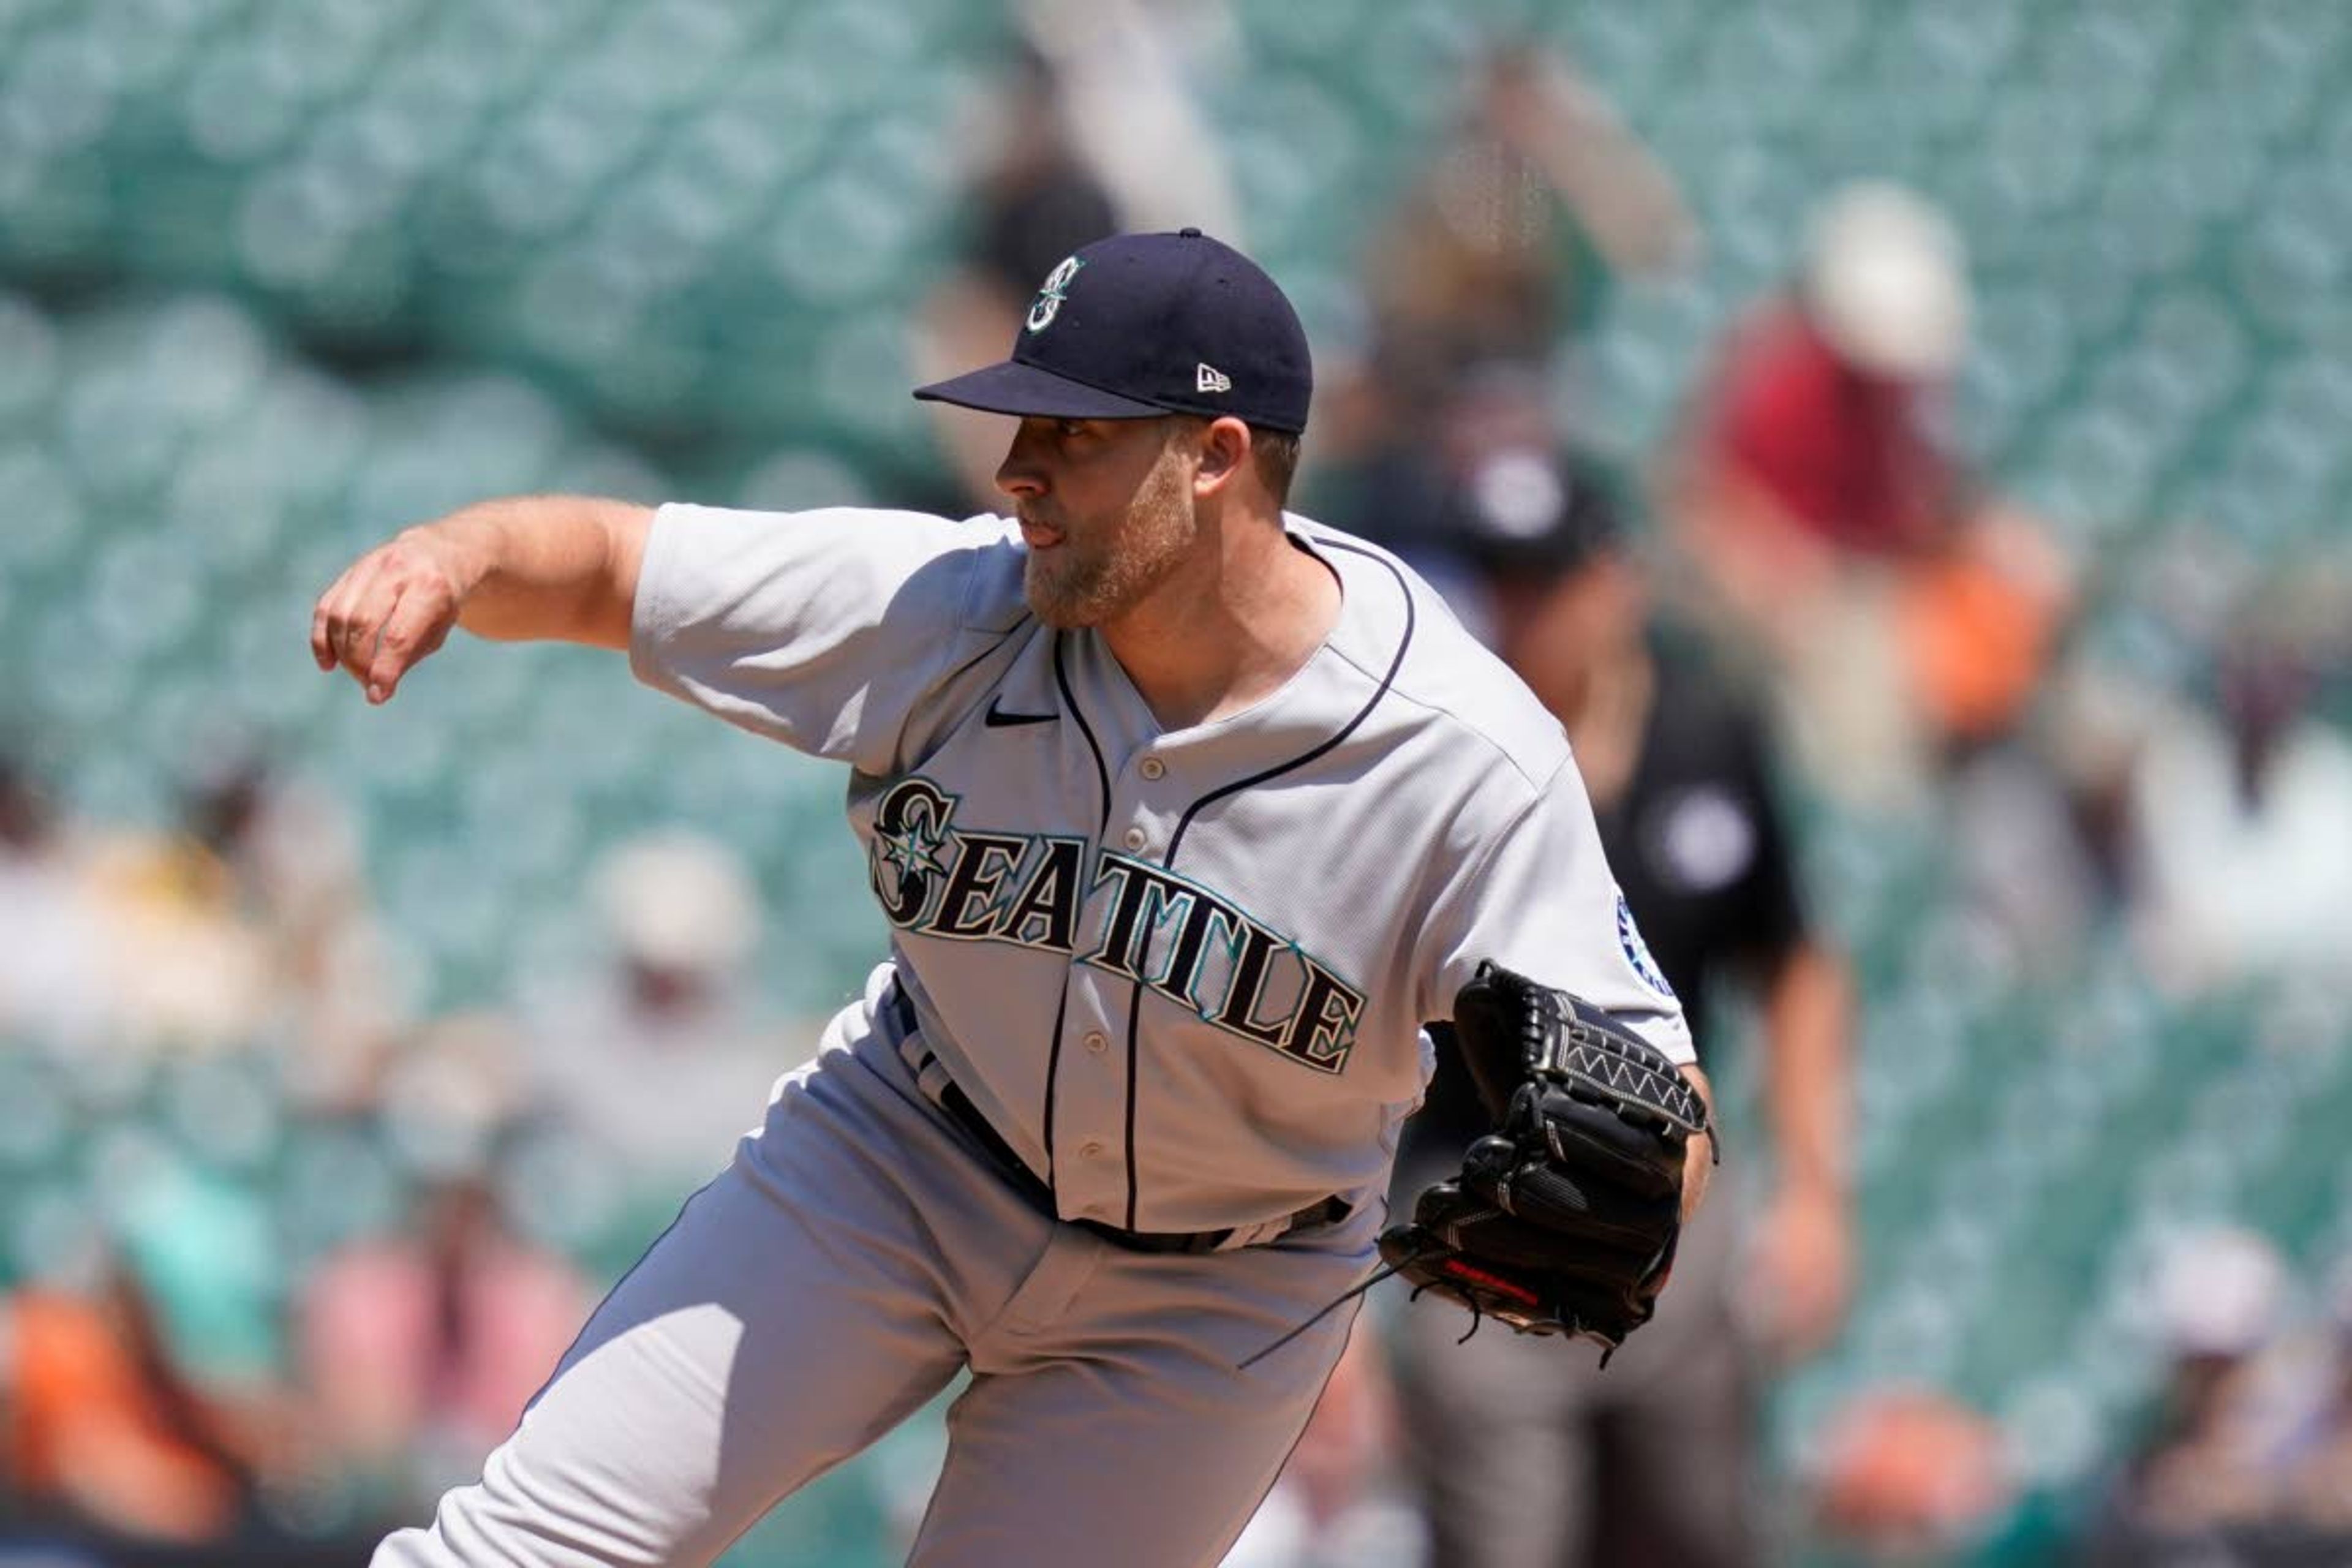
[374,977,1376,1567]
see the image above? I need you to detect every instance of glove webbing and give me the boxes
[1232,1205,1540,1371]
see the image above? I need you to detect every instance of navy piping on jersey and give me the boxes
[1044,630,1113,1195]
[1117,538,1417,1231]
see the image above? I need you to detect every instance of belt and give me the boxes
[889,986,1348,1256]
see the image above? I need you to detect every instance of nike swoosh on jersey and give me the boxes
[982,696,1058,728]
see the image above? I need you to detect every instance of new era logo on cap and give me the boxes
[911,229,1312,434]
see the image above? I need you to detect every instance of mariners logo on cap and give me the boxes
[1025,255,1084,333]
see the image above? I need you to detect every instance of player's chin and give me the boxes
[1022,570,1102,630]
[1023,590,1094,630]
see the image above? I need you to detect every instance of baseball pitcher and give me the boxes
[312,230,1713,1567]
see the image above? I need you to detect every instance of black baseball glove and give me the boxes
[1381,961,1709,1355]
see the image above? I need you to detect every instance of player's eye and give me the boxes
[1054,418,1090,439]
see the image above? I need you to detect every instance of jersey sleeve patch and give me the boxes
[1617,892,1677,1001]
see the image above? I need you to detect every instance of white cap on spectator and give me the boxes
[382,1008,526,1178]
[592,829,762,975]
[2153,1227,2286,1357]
[1804,181,1970,382]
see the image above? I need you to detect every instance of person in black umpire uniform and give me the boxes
[1389,444,1856,1568]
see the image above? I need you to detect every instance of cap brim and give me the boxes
[911,358,1167,421]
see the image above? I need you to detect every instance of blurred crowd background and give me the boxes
[2,1,2350,1564]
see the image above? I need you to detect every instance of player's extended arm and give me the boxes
[310,495,652,704]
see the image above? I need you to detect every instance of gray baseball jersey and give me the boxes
[634,502,1691,1229]
[375,500,1691,1568]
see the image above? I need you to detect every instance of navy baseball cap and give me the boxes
[913,228,1313,434]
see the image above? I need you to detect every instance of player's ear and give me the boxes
[1191,416,1252,499]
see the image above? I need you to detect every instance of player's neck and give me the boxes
[1102,511,1341,732]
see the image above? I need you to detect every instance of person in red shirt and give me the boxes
[1666,183,2070,798]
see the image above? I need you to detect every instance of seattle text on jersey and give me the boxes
[869,774,1368,1073]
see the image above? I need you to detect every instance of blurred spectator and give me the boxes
[1011,0,1246,239]
[375,1010,530,1190]
[518,829,791,1196]
[295,1000,590,1519]
[2276,1257,2352,1537]
[1662,182,2072,805]
[2082,1229,2293,1561]
[1807,1385,2011,1561]
[0,1166,300,1550]
[1317,42,1692,569]
[1679,183,1972,560]
[181,750,411,1106]
[78,747,407,1075]
[1363,42,1694,410]
[1939,655,2151,981]
[1325,361,1564,597]
[296,1173,590,1523]
[2,1272,251,1545]
[2125,578,2352,993]
[80,816,273,1054]
[0,747,111,1049]
[1386,447,1853,1568]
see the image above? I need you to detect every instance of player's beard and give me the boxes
[1021,445,1197,630]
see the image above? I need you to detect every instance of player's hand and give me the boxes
[1744,1182,1852,1362]
[310,526,483,704]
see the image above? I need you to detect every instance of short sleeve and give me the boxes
[1423,759,1695,1065]
[630,502,1011,774]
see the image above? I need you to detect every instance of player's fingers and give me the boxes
[313,549,401,689]
[361,576,459,704]
[309,591,336,671]
[310,557,374,672]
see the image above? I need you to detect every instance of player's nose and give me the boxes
[993,419,1052,499]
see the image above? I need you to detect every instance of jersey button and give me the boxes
[1083,1030,1109,1054]
[1139,756,1165,781]
[1080,1138,1105,1158]
[1121,826,1148,851]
